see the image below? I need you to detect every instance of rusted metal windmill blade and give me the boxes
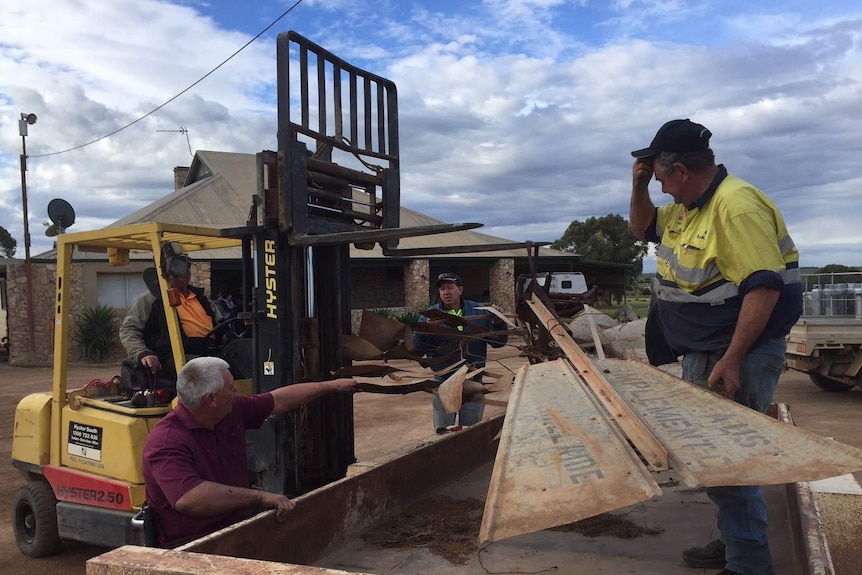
[357,309,416,353]
[340,334,460,367]
[416,308,490,333]
[331,364,403,378]
[353,379,440,395]
[437,365,470,414]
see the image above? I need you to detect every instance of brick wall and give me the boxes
[6,260,82,366]
[350,267,404,309]
[490,259,515,313]
[404,259,430,310]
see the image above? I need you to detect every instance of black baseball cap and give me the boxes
[631,119,712,158]
[436,273,462,287]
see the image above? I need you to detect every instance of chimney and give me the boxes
[173,166,190,191]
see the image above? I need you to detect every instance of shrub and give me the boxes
[73,305,120,363]
[370,307,394,319]
[395,309,422,324]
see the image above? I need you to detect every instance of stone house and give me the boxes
[2,151,630,366]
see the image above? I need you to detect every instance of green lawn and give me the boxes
[593,294,650,319]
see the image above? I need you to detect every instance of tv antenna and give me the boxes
[156,126,192,157]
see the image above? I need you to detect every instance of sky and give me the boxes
[2,0,861,273]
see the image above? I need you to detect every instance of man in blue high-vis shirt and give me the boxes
[414,273,508,433]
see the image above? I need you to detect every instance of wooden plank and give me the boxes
[599,358,862,486]
[525,296,669,471]
[87,545,359,575]
[479,360,660,544]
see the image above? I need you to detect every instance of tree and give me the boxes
[0,225,16,258]
[816,264,859,274]
[815,263,860,285]
[551,214,649,275]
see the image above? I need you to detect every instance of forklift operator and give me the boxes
[119,247,222,376]
[142,356,357,548]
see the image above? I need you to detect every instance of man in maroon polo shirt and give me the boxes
[142,356,356,548]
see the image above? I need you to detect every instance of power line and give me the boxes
[30,0,304,159]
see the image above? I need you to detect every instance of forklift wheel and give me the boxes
[13,480,61,558]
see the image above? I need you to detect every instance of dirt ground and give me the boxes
[3,343,862,574]
[0,344,521,575]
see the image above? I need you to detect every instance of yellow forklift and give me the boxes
[11,31,494,557]
[12,224,247,556]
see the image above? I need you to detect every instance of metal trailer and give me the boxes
[87,406,835,575]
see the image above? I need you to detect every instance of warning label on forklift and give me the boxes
[67,422,103,461]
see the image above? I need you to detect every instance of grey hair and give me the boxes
[656,149,715,174]
[176,356,230,406]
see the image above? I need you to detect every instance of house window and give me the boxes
[97,273,148,309]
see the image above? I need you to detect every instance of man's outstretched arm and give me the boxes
[270,378,356,414]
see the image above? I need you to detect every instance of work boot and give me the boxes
[682,539,725,568]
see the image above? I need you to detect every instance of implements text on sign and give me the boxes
[67,421,103,461]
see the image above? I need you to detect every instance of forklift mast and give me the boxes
[242,31,401,497]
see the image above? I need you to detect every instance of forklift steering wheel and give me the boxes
[204,316,249,342]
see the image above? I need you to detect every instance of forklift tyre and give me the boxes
[809,373,855,393]
[13,480,62,558]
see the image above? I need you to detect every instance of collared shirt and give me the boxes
[646,166,802,353]
[142,393,274,548]
[446,307,465,331]
[175,291,214,338]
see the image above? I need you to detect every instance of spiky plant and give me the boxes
[370,307,394,319]
[395,309,422,324]
[73,305,120,363]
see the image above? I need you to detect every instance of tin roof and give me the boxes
[34,150,583,264]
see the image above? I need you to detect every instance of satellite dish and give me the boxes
[47,198,76,235]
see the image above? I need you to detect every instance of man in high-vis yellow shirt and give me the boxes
[629,119,802,575]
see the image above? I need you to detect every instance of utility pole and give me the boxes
[19,112,38,360]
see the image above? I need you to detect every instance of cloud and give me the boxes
[0,0,861,271]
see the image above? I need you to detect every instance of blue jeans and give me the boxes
[682,337,786,575]
[432,393,485,430]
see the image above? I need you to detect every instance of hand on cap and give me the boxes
[632,158,654,193]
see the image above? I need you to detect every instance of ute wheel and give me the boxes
[13,480,61,558]
[809,373,855,393]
